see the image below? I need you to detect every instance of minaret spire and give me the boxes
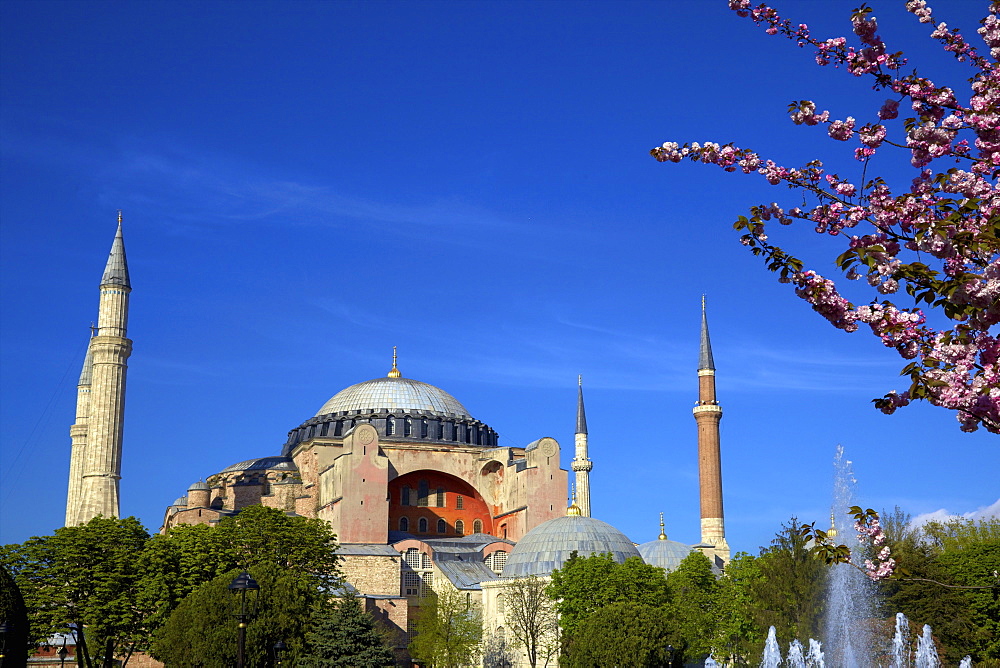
[693,297,729,566]
[571,375,593,517]
[65,342,93,525]
[73,214,133,523]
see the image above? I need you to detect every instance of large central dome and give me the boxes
[315,376,470,418]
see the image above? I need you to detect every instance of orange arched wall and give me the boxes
[388,471,493,537]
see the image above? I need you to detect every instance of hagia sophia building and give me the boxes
[65,220,731,663]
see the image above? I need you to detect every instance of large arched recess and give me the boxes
[388,470,493,538]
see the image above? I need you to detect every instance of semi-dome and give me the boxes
[637,537,696,573]
[500,514,641,578]
[315,376,470,418]
[221,456,297,473]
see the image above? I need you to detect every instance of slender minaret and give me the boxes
[570,375,593,517]
[65,342,93,525]
[75,214,132,523]
[693,297,729,565]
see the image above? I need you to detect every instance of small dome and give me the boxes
[172,496,188,507]
[315,376,470,418]
[501,515,641,578]
[637,538,695,572]
[188,480,210,491]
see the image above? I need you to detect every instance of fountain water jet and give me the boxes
[823,446,876,667]
[915,624,940,668]
[760,626,781,668]
[892,611,912,668]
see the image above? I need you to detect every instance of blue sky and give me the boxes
[1,0,996,551]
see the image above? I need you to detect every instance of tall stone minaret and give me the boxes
[75,214,132,523]
[65,343,93,525]
[693,297,729,566]
[571,375,593,517]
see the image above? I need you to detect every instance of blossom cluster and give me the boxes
[855,514,896,581]
[651,1,1000,433]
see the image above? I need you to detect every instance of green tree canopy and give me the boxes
[665,551,721,664]
[138,505,341,632]
[564,602,672,668]
[301,591,396,667]
[408,588,481,668]
[546,553,669,641]
[151,562,322,667]
[1,516,150,668]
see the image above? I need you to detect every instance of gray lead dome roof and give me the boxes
[637,538,696,573]
[500,515,641,578]
[315,377,470,418]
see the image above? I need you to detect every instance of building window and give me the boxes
[421,419,428,438]
[386,417,395,435]
[436,488,445,507]
[422,553,432,569]
[421,572,434,597]
[404,571,420,596]
[473,519,483,534]
[401,486,411,506]
[418,517,428,533]
[456,495,464,510]
[418,480,429,507]
[320,422,329,436]
[399,517,409,532]
[500,523,507,539]
[437,519,446,533]
[492,550,507,572]
[497,593,505,613]
[452,424,460,442]
[404,417,412,436]
[455,520,465,535]
[405,548,421,568]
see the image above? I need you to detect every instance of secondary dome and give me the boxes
[315,376,470,418]
[500,515,641,578]
[637,537,695,573]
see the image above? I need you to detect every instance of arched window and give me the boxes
[497,593,505,613]
[401,486,411,506]
[404,417,412,436]
[436,487,445,507]
[455,520,465,535]
[421,419,428,438]
[473,519,483,534]
[493,550,507,572]
[456,495,464,510]
[399,517,409,532]
[437,518,446,533]
[418,517,428,533]
[404,548,421,568]
[418,480,429,507]
[386,416,395,435]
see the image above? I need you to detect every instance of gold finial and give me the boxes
[658,512,668,540]
[117,210,122,225]
[828,510,838,538]
[387,346,401,378]
[567,484,582,516]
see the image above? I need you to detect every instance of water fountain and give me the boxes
[823,447,876,667]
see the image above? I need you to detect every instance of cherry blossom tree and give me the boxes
[652,1,999,433]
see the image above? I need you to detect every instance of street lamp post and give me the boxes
[58,640,69,668]
[0,621,9,668]
[228,572,260,668]
[664,643,676,668]
[272,640,287,666]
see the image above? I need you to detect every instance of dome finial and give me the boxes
[567,484,582,516]
[658,512,667,540]
[388,346,401,378]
